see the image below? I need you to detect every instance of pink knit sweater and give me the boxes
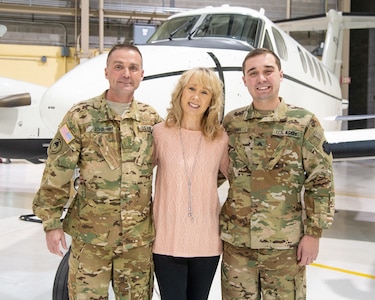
[152,122,229,257]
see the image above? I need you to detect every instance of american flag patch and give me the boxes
[60,124,75,144]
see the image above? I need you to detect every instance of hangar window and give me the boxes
[298,47,307,73]
[271,27,288,61]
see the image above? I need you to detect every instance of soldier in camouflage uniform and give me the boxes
[33,44,162,299]
[220,48,335,300]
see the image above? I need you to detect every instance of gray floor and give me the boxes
[0,159,374,299]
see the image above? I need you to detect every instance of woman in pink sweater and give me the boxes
[152,67,229,300]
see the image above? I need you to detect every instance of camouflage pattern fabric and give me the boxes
[68,239,154,300]
[33,91,163,249]
[220,98,335,249]
[221,241,306,300]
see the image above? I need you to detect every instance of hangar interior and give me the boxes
[0,1,375,299]
[0,0,374,128]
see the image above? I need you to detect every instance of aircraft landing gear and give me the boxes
[53,247,70,300]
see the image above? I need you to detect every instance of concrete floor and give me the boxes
[0,159,374,299]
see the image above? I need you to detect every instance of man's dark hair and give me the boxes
[106,43,143,64]
[242,48,281,74]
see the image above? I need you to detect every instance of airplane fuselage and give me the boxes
[2,5,374,161]
[40,6,343,134]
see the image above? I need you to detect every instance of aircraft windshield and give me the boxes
[148,16,199,41]
[148,14,261,47]
[194,14,260,46]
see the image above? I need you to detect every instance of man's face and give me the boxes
[242,53,283,105]
[105,49,144,96]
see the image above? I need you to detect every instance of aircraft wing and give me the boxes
[275,11,375,32]
[275,13,329,31]
[326,128,375,160]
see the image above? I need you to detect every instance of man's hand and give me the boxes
[45,229,68,257]
[297,235,319,266]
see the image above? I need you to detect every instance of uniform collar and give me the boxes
[96,91,141,121]
[245,97,288,122]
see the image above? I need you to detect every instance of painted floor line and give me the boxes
[311,263,375,280]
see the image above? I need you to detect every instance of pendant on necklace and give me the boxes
[179,128,203,222]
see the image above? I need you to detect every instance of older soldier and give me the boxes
[33,44,162,299]
[220,48,335,299]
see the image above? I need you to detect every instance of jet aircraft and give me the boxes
[1,5,375,162]
[3,5,375,299]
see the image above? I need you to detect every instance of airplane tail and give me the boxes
[276,10,375,80]
[321,10,343,79]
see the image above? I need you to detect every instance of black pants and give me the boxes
[153,253,220,300]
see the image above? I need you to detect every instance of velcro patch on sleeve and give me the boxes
[60,124,75,144]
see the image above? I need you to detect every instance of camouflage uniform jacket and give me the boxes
[33,91,162,248]
[220,98,335,249]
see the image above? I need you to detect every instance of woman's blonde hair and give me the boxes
[165,67,224,140]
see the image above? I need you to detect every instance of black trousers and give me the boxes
[153,253,220,300]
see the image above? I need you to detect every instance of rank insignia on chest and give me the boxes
[138,125,153,132]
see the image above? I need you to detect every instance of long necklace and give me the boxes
[179,128,203,221]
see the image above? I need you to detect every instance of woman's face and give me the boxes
[180,75,212,119]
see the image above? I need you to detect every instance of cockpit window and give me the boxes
[148,14,262,47]
[271,27,288,61]
[262,30,274,51]
[147,16,198,41]
[194,14,261,47]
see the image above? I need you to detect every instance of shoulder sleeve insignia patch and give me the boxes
[50,137,63,154]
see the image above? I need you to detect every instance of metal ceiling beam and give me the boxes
[0,3,77,17]
[0,3,172,21]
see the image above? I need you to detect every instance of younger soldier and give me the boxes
[33,44,162,299]
[220,48,335,299]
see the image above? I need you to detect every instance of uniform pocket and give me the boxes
[95,134,120,170]
[294,266,306,300]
